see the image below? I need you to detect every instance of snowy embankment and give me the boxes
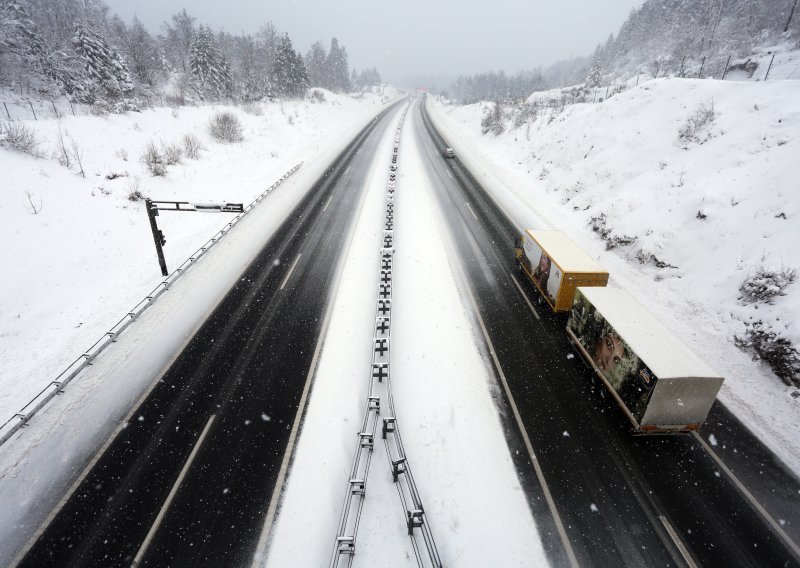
[0,90,396,563]
[0,90,390,420]
[264,98,546,567]
[428,77,800,473]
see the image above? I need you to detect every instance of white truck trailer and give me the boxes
[567,287,724,434]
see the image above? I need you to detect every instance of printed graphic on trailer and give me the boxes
[567,289,656,421]
[521,237,562,306]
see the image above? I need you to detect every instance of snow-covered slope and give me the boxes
[428,77,800,472]
[0,91,389,420]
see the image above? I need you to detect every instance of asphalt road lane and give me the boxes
[18,101,405,568]
[414,97,800,568]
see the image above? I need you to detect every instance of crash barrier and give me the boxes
[0,163,304,448]
[331,104,442,568]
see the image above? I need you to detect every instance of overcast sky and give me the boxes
[105,0,644,85]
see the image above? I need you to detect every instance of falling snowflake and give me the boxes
[590,503,599,512]
[562,431,570,437]
[261,414,271,422]
[566,353,574,360]
[709,434,718,447]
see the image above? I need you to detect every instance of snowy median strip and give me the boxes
[0,162,303,448]
[330,103,442,568]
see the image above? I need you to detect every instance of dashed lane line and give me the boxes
[279,253,302,291]
[131,415,217,567]
[509,273,541,320]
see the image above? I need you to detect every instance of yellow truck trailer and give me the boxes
[514,230,609,312]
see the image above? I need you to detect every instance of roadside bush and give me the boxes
[739,266,797,304]
[126,177,145,201]
[588,213,637,250]
[481,102,505,136]
[161,141,183,165]
[0,120,43,157]
[308,89,326,104]
[182,133,205,159]
[735,321,800,387]
[141,141,166,176]
[242,101,263,115]
[678,100,716,144]
[208,111,243,143]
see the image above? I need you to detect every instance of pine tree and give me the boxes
[585,57,602,88]
[305,40,327,87]
[123,16,159,87]
[270,33,293,97]
[73,22,133,100]
[325,37,351,92]
[189,25,229,99]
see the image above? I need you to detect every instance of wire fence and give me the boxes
[0,99,92,121]
[0,162,304,448]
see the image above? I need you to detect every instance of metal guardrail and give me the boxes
[0,162,304,448]
[331,103,442,568]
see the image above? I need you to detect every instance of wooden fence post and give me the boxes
[28,101,37,120]
[764,53,776,80]
[721,55,732,79]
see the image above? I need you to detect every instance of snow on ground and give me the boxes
[0,90,388,421]
[428,77,800,473]
[0,92,395,564]
[264,98,546,567]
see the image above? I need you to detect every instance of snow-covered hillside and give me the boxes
[429,77,800,471]
[0,90,390,420]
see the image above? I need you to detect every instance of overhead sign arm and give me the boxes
[144,198,245,276]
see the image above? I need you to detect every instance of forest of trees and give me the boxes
[451,0,798,103]
[0,0,382,103]
[450,60,589,104]
[586,0,799,87]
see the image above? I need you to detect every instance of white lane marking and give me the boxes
[692,431,800,560]
[279,254,302,291]
[131,415,216,567]
[10,302,217,568]
[659,515,697,568]
[344,165,352,177]
[323,195,333,212]
[446,169,454,180]
[510,273,541,320]
[465,201,478,220]
[462,283,580,568]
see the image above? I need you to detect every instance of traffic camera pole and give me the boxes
[145,199,168,277]
[144,199,244,277]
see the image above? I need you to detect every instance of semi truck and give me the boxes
[567,287,724,434]
[514,230,609,312]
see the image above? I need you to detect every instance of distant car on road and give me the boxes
[442,147,455,159]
